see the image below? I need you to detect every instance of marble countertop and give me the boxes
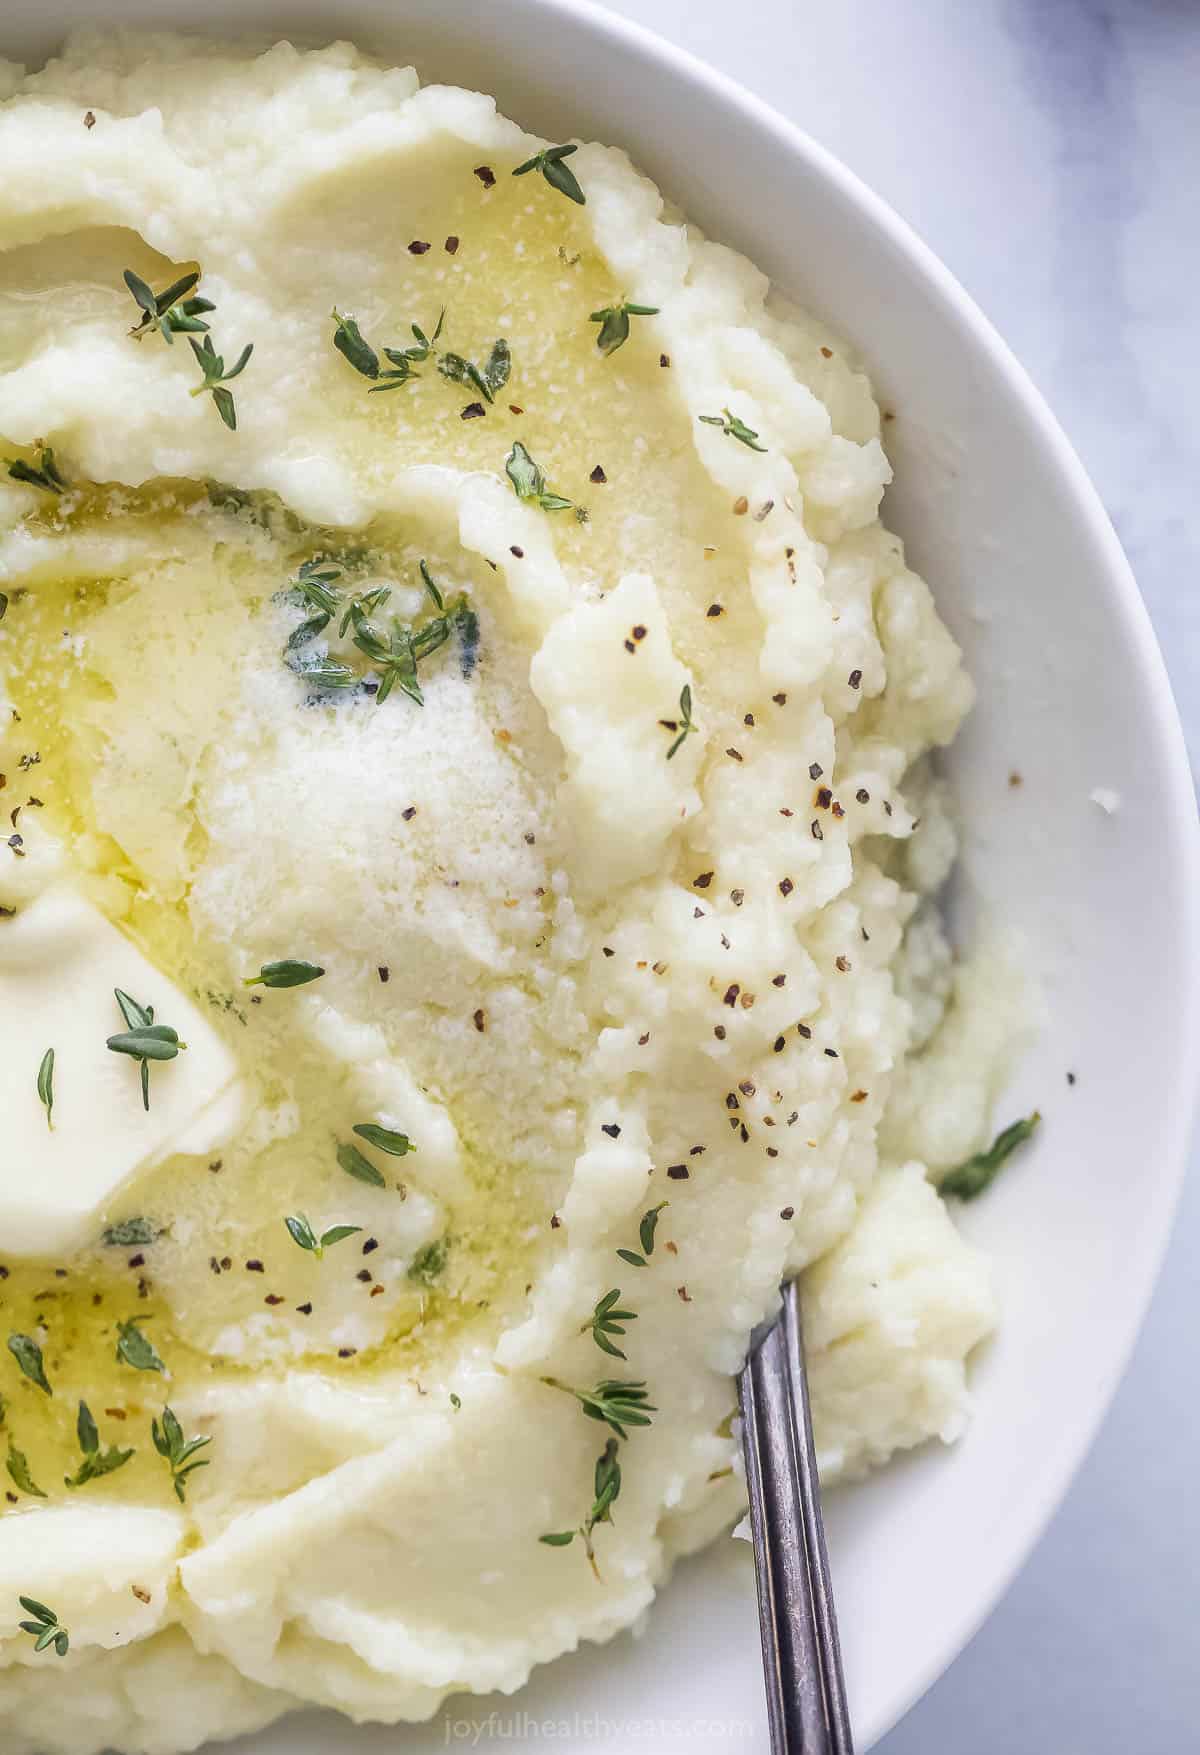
[601,0,1200,1747]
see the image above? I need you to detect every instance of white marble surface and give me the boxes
[599,0,1200,1746]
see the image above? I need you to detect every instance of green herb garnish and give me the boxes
[115,1319,165,1374]
[408,1238,448,1286]
[123,268,214,344]
[940,1112,1042,1201]
[284,1214,362,1258]
[286,653,359,691]
[101,1218,160,1247]
[7,1448,47,1499]
[17,1598,68,1656]
[589,301,659,356]
[582,1289,637,1361]
[512,143,585,205]
[698,408,767,451]
[64,1401,134,1490]
[0,591,7,621]
[540,1438,622,1578]
[151,1406,211,1503]
[243,960,325,989]
[108,990,185,1111]
[664,685,696,760]
[614,1200,667,1269]
[36,1048,54,1130]
[542,1376,656,1440]
[6,446,68,494]
[438,336,510,404]
[337,1140,387,1188]
[7,1334,51,1395]
[331,309,382,380]
[188,334,253,430]
[352,598,477,705]
[352,1123,415,1157]
[505,441,573,512]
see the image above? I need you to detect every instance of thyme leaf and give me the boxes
[352,1123,415,1157]
[101,1218,160,1247]
[7,1333,51,1395]
[115,1319,165,1374]
[638,1201,669,1257]
[36,1048,54,1130]
[243,960,325,989]
[331,308,380,379]
[940,1111,1041,1201]
[512,143,586,205]
[337,1140,387,1188]
[408,1238,448,1286]
[7,1448,47,1499]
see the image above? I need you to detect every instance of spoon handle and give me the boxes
[739,1280,854,1755]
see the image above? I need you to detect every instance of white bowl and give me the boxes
[4,2,1198,1749]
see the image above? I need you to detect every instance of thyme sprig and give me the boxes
[698,408,767,451]
[281,557,478,702]
[17,1598,69,1657]
[64,1401,134,1490]
[333,306,510,405]
[542,1376,656,1440]
[188,334,253,431]
[438,337,510,404]
[284,1214,362,1258]
[505,441,573,512]
[6,446,68,494]
[512,143,586,205]
[663,685,697,760]
[582,1289,637,1360]
[107,989,186,1112]
[123,268,214,344]
[151,1405,211,1503]
[941,1112,1041,1201]
[539,1438,622,1577]
[589,301,659,356]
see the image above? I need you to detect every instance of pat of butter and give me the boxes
[0,887,244,1257]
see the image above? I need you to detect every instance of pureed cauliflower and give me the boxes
[0,31,1021,1755]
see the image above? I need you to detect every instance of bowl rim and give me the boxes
[4,2,1198,1744]
[533,0,1200,1736]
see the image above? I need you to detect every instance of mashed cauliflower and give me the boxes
[0,31,1009,1755]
